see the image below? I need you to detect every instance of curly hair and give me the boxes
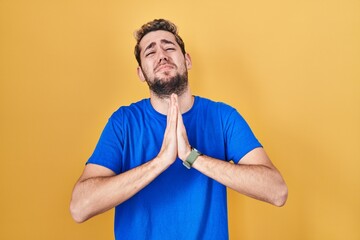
[134,19,186,66]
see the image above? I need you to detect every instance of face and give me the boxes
[137,30,192,98]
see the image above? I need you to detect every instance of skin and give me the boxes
[70,30,288,223]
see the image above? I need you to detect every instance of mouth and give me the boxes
[155,63,176,73]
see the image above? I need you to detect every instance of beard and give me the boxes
[144,71,189,99]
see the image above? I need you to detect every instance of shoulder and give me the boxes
[194,96,249,128]
[195,96,237,115]
[111,99,149,120]
[102,99,150,132]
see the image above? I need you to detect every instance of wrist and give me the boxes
[180,145,192,162]
[182,147,202,169]
[155,151,176,168]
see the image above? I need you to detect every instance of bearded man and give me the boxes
[70,19,288,240]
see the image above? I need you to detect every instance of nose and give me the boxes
[157,49,168,63]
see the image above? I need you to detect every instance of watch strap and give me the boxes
[183,147,202,169]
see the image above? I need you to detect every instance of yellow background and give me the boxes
[1,0,359,239]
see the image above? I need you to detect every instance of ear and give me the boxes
[137,66,146,82]
[185,53,192,70]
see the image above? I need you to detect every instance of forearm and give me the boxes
[70,157,170,223]
[192,155,288,206]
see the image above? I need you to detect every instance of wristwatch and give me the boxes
[183,147,202,169]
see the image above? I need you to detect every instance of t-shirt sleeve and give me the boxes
[224,108,262,163]
[86,112,123,174]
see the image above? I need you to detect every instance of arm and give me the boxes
[190,147,288,206]
[70,97,179,223]
[174,95,288,206]
[70,157,171,223]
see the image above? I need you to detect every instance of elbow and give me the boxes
[273,183,288,207]
[70,198,89,223]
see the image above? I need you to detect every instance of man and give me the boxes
[70,19,288,240]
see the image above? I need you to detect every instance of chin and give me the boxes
[158,74,176,81]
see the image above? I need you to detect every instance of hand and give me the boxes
[173,94,191,161]
[157,94,192,165]
[157,94,178,165]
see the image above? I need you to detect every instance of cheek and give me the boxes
[141,62,152,75]
[177,58,188,72]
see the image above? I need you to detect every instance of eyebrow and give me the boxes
[144,42,156,53]
[160,39,176,46]
[143,39,176,53]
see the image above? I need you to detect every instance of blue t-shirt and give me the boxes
[87,96,262,240]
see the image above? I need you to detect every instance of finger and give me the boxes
[166,95,176,122]
[166,96,177,133]
[176,99,184,132]
[166,98,172,125]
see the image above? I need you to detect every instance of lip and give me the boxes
[155,64,175,73]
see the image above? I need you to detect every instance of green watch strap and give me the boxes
[183,147,202,169]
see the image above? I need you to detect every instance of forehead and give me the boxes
[139,30,178,50]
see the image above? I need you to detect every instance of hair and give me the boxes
[134,19,186,66]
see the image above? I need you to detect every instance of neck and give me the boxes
[150,88,194,115]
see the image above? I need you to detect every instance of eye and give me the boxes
[166,48,175,51]
[145,51,155,57]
